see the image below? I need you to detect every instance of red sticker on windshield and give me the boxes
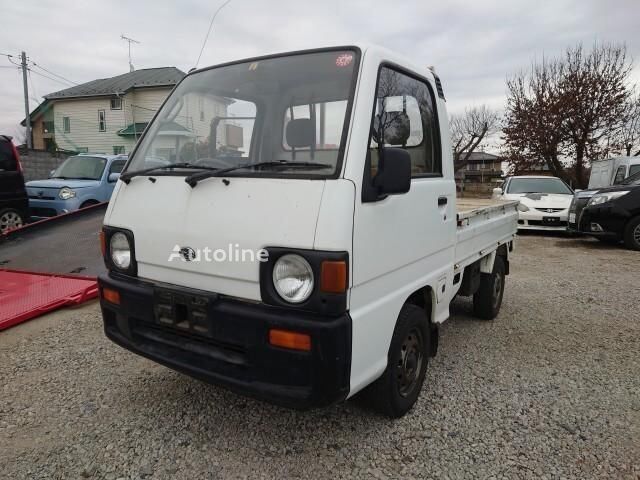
[336,53,353,67]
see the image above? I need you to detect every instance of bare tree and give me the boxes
[611,93,640,156]
[503,43,636,188]
[450,105,499,171]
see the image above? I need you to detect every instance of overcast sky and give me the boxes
[1,0,639,146]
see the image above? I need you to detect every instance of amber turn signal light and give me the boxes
[320,260,347,293]
[99,230,106,257]
[268,329,311,351]
[102,287,120,305]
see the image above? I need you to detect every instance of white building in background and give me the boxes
[22,67,230,156]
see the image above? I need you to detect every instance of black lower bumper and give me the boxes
[98,273,352,409]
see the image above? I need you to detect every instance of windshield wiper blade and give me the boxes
[121,162,218,184]
[185,161,332,188]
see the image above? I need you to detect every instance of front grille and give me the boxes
[29,207,58,217]
[28,195,55,200]
[528,220,568,227]
[130,318,248,367]
[569,197,590,227]
[535,207,564,213]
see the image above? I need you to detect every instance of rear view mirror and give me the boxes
[108,173,120,183]
[373,148,411,196]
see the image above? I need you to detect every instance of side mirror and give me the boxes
[373,147,411,197]
[492,187,503,198]
[49,169,55,178]
[108,172,120,183]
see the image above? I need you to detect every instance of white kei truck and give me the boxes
[98,45,518,418]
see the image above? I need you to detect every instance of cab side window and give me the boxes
[369,67,440,178]
[613,166,626,184]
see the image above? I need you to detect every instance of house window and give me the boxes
[110,98,122,110]
[98,110,106,132]
[63,116,70,133]
[112,146,125,154]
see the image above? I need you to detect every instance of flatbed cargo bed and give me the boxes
[455,197,519,269]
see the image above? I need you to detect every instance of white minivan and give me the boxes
[99,45,518,417]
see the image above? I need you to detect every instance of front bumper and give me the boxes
[98,272,352,409]
[517,209,569,230]
[28,197,82,218]
[576,204,630,239]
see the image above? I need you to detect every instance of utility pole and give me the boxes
[21,51,32,149]
[121,35,140,72]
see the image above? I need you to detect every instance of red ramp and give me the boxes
[0,270,98,331]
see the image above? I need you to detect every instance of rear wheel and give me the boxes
[366,304,430,418]
[623,216,640,251]
[473,255,506,320]
[0,208,24,233]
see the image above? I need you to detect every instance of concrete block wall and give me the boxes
[18,149,69,182]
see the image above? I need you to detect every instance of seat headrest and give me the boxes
[286,118,315,148]
[374,111,411,146]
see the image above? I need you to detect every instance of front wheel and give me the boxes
[473,255,506,320]
[366,304,430,418]
[623,216,640,251]
[0,208,24,233]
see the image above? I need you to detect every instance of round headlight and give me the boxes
[272,254,314,303]
[110,232,131,270]
[59,187,76,200]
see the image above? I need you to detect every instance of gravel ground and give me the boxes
[1,233,639,479]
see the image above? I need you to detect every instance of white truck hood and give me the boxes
[105,176,326,300]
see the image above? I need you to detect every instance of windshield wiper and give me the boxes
[120,162,218,184]
[185,161,332,188]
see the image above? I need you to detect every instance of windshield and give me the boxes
[621,170,640,185]
[127,49,359,178]
[628,164,640,178]
[506,177,573,195]
[52,156,106,180]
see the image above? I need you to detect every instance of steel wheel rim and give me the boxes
[493,273,503,309]
[0,211,22,232]
[396,327,424,397]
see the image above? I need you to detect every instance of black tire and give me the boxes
[623,216,640,251]
[367,304,430,418]
[473,255,506,320]
[0,208,24,233]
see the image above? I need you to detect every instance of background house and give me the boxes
[455,151,504,194]
[23,67,189,155]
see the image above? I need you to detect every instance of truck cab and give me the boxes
[98,45,517,417]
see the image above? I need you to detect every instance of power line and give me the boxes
[194,0,233,69]
[30,61,78,85]
[28,68,75,87]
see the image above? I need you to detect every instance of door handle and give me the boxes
[438,196,448,206]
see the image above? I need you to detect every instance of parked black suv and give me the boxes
[0,135,28,233]
[571,171,640,250]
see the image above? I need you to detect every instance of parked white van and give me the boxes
[588,156,640,189]
[98,45,518,417]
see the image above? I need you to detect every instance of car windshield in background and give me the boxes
[628,164,640,178]
[507,178,573,195]
[52,156,107,180]
[621,170,640,185]
[127,49,359,178]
